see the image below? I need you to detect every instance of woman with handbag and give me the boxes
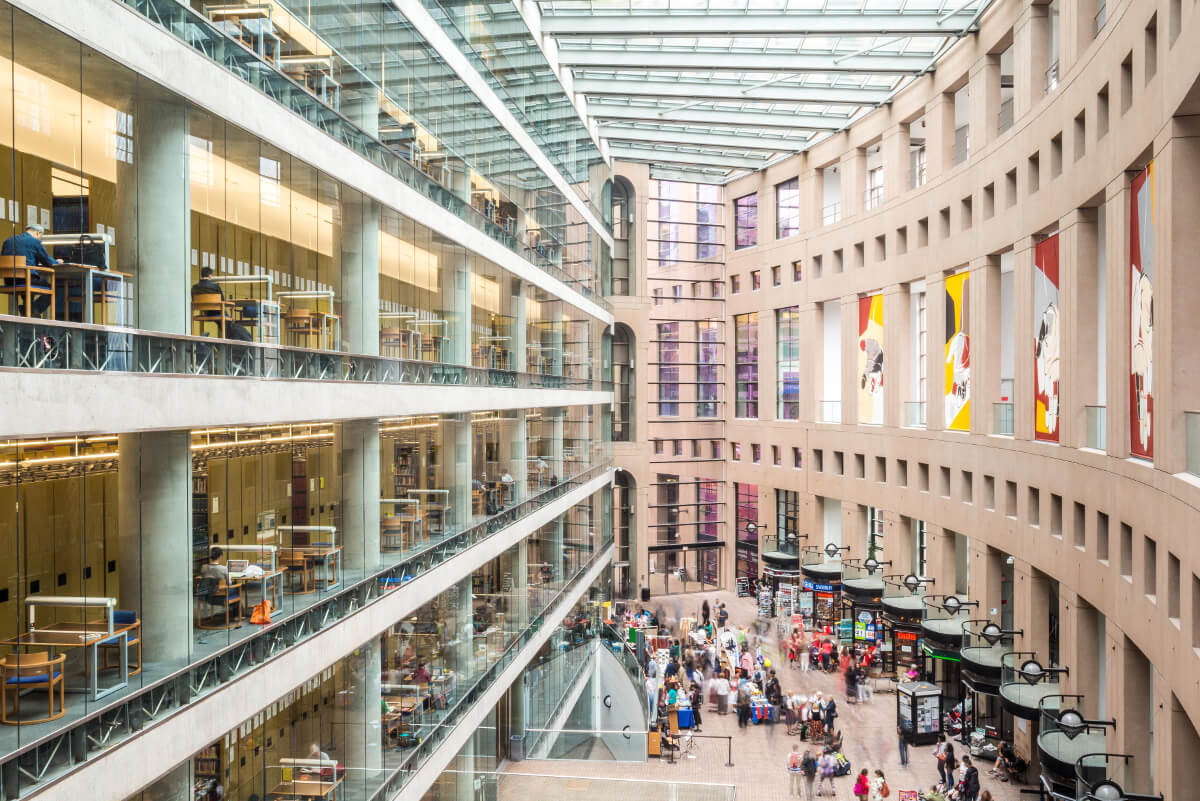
[852,769,870,801]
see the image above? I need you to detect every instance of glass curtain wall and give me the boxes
[777,306,800,420]
[734,313,759,419]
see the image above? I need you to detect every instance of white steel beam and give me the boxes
[573,77,890,106]
[597,124,809,152]
[587,103,846,130]
[556,47,934,73]
[540,11,979,36]
[607,145,768,169]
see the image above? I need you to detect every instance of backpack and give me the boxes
[802,756,818,777]
[881,780,891,798]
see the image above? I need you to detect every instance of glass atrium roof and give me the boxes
[533,0,989,178]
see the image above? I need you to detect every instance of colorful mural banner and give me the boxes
[858,293,884,425]
[1034,234,1061,442]
[1130,163,1155,460]
[944,271,970,430]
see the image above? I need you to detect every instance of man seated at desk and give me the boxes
[2,223,58,316]
[201,547,229,583]
[191,267,253,341]
[412,662,431,685]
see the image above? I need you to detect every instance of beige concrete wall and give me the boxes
[619,0,1200,790]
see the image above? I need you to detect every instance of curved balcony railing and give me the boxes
[800,546,842,580]
[1038,695,1114,789]
[882,574,927,615]
[920,594,971,644]
[959,619,1018,682]
[1000,651,1066,720]
[0,315,611,392]
[841,558,886,594]
[1075,753,1162,800]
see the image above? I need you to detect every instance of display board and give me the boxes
[857,293,884,424]
[1130,163,1155,460]
[1034,233,1061,442]
[758,588,774,619]
[944,271,971,431]
[736,576,751,597]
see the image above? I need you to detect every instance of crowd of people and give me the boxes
[625,595,1014,801]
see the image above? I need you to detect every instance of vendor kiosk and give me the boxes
[881,576,926,676]
[840,559,886,651]
[800,547,842,634]
[897,681,943,746]
[920,595,970,713]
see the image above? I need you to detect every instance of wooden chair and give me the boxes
[99,609,141,676]
[1,651,66,725]
[0,255,55,319]
[284,308,320,348]
[192,292,233,337]
[195,577,243,629]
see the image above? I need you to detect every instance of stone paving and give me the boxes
[500,589,1039,801]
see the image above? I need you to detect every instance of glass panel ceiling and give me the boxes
[535,0,987,177]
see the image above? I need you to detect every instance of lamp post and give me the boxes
[1055,709,1116,740]
[862,557,891,575]
[940,595,978,615]
[902,574,933,594]
[1017,657,1068,686]
[978,622,1022,646]
[823,542,850,560]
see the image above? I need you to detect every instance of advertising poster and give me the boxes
[1034,234,1061,442]
[858,293,885,424]
[1130,163,1155,460]
[944,271,971,430]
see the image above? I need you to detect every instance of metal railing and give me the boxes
[115,0,610,305]
[997,98,1015,134]
[822,202,842,225]
[0,315,610,392]
[993,402,1015,436]
[1187,411,1200,477]
[1046,60,1060,93]
[864,185,885,211]
[904,401,927,428]
[1085,405,1107,451]
[0,464,612,799]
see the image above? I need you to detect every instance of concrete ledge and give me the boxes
[5,369,610,437]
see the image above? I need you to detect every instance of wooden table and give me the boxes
[2,623,127,701]
[280,546,343,594]
[52,263,131,326]
[268,777,342,800]
[381,513,423,551]
[230,568,285,610]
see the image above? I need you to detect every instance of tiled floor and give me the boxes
[501,590,1038,801]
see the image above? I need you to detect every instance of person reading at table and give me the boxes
[191,267,253,341]
[412,662,431,685]
[2,223,58,316]
[201,547,229,583]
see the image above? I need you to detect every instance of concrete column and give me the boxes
[924,272,946,431]
[1103,178,1132,458]
[882,124,910,202]
[1011,560,1050,658]
[455,574,475,683]
[968,544,1004,619]
[140,763,192,801]
[334,645,382,797]
[341,87,379,139]
[1057,590,1098,713]
[887,512,914,575]
[1060,209,1100,449]
[1111,637,1153,790]
[925,524,957,591]
[547,517,565,586]
[508,413,528,504]
[1059,0,1098,74]
[549,408,565,483]
[118,431,192,666]
[840,294,859,425]
[1012,237,1038,442]
[511,279,527,370]
[509,671,527,738]
[968,54,1002,149]
[118,101,190,334]
[969,255,1002,437]
[339,420,381,576]
[514,536,530,628]
[799,303,820,423]
[800,166,823,231]
[1154,122,1200,473]
[441,255,472,366]
[839,148,866,218]
[450,417,472,527]
[842,502,864,560]
[883,284,910,429]
[1167,691,1200,799]
[340,193,381,356]
[923,93,956,179]
[455,726,477,801]
[1013,4,1050,118]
